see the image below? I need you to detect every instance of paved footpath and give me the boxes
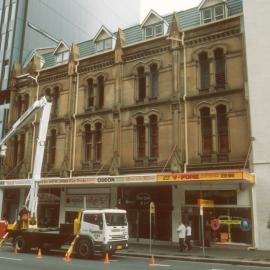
[119,243,270,267]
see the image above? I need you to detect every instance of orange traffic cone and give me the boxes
[104,253,110,264]
[36,248,43,259]
[63,252,71,262]
[149,255,155,267]
[13,246,17,256]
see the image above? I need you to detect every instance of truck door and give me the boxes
[81,213,104,242]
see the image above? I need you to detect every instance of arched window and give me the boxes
[23,94,29,113]
[138,67,146,101]
[200,107,212,155]
[17,95,22,118]
[94,123,102,162]
[19,133,25,162]
[87,78,94,107]
[149,115,158,158]
[13,135,19,166]
[199,52,210,90]
[136,116,145,158]
[48,129,56,166]
[97,76,104,109]
[84,124,92,161]
[150,64,158,98]
[216,105,229,158]
[214,48,225,88]
[52,87,60,116]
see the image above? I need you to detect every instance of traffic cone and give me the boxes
[104,253,110,264]
[149,255,155,267]
[36,248,43,259]
[13,246,17,256]
[63,252,71,262]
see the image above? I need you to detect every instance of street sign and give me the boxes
[150,201,155,214]
[210,218,220,231]
[197,199,214,208]
[240,218,251,231]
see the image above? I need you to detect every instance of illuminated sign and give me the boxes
[197,199,214,208]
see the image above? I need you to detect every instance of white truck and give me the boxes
[0,96,128,258]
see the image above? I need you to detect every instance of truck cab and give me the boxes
[75,209,128,259]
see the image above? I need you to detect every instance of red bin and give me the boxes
[0,220,8,239]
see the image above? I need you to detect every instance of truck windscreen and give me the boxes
[105,213,127,226]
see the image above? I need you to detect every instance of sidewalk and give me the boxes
[119,242,270,267]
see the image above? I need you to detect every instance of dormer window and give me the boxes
[56,51,69,63]
[96,38,112,51]
[199,0,227,24]
[141,10,168,40]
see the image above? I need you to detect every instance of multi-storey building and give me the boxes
[243,0,270,250]
[0,0,256,246]
[0,0,141,138]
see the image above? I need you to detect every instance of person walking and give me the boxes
[185,222,192,250]
[177,221,186,252]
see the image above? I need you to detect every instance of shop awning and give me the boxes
[156,170,255,184]
[0,170,255,188]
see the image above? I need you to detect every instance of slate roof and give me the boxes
[42,0,242,69]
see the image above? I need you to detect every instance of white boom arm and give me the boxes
[0,96,52,223]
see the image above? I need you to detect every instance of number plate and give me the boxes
[116,245,123,250]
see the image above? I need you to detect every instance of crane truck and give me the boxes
[0,96,128,259]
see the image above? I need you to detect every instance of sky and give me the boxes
[140,0,202,21]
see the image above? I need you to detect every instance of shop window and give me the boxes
[216,105,229,161]
[84,124,92,162]
[149,115,158,158]
[97,76,104,109]
[87,78,94,107]
[94,122,102,162]
[199,52,210,91]
[150,64,158,98]
[136,116,145,158]
[138,67,146,101]
[185,190,237,205]
[214,48,225,88]
[200,107,212,159]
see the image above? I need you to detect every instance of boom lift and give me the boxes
[0,95,52,227]
[0,96,128,259]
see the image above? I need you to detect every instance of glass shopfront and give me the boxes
[182,190,252,244]
[117,186,172,241]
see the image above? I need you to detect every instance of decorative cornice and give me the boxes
[123,46,169,63]
[79,59,114,74]
[39,72,68,84]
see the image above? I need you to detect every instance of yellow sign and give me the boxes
[219,219,241,225]
[150,202,155,214]
[197,199,214,208]
[157,171,255,184]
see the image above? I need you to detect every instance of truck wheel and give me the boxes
[77,239,93,259]
[14,235,29,253]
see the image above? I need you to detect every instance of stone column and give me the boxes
[209,57,215,91]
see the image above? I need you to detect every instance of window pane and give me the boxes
[203,8,212,23]
[145,26,153,38]
[63,51,69,61]
[4,5,9,24]
[215,5,224,20]
[199,52,209,90]
[200,107,212,154]
[96,40,104,51]
[56,53,62,63]
[215,48,225,88]
[155,24,163,36]
[104,38,112,49]
[150,64,158,98]
[137,117,145,158]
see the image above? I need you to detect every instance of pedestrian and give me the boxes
[185,222,192,250]
[177,221,186,252]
